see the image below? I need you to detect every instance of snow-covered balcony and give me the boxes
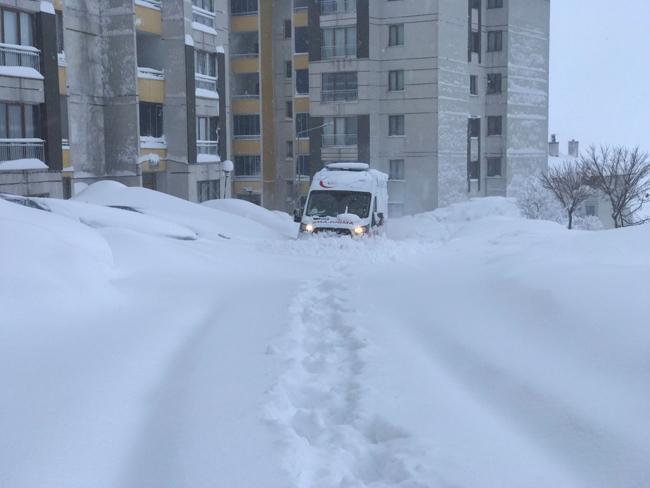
[192,6,217,36]
[138,67,165,103]
[0,43,41,77]
[320,0,356,15]
[195,73,219,101]
[0,139,44,165]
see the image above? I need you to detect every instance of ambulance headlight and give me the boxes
[301,223,315,233]
[353,226,367,235]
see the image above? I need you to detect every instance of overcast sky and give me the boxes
[549,0,650,152]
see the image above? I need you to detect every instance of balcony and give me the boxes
[0,43,41,73]
[0,139,44,162]
[321,44,356,60]
[320,0,356,15]
[195,73,218,98]
[197,140,219,163]
[322,134,357,147]
[192,6,217,34]
[321,89,358,103]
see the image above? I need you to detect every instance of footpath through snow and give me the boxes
[1,186,649,488]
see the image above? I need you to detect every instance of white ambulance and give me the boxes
[294,162,388,237]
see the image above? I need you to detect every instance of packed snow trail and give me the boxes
[268,263,430,488]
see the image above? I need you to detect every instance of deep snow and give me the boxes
[1,186,649,488]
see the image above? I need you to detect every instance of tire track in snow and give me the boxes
[266,265,429,488]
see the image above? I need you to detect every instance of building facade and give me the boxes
[0,0,550,216]
[0,0,231,202]
[228,0,550,214]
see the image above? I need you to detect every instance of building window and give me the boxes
[0,9,34,47]
[321,26,357,59]
[234,155,261,176]
[296,155,310,177]
[286,141,293,158]
[0,103,40,138]
[56,10,64,53]
[231,31,259,56]
[388,24,404,47]
[296,69,309,94]
[232,72,259,97]
[233,114,260,137]
[321,0,356,14]
[285,61,292,78]
[487,157,502,177]
[139,102,163,137]
[197,180,220,202]
[196,116,218,141]
[487,116,502,136]
[231,0,258,15]
[322,71,358,102]
[284,19,292,39]
[195,50,217,77]
[389,159,405,180]
[286,101,293,118]
[193,0,215,11]
[487,30,503,52]
[487,73,502,94]
[469,117,480,138]
[388,70,404,91]
[389,115,405,136]
[585,204,597,217]
[294,26,309,53]
[295,113,310,137]
[470,75,478,95]
[487,0,503,8]
[470,31,480,56]
[322,116,357,146]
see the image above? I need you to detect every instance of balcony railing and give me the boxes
[321,88,358,103]
[197,140,219,155]
[320,0,356,15]
[322,134,357,147]
[0,139,44,161]
[321,45,356,59]
[0,43,40,71]
[195,73,217,92]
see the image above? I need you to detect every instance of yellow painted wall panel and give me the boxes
[231,15,259,32]
[138,78,165,103]
[233,139,261,155]
[135,5,162,35]
[294,97,310,113]
[58,66,67,95]
[293,54,309,70]
[62,148,70,168]
[293,11,308,28]
[232,98,261,114]
[232,57,260,73]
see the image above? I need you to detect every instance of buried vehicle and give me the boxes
[294,162,388,237]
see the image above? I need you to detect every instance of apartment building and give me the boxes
[228,0,549,214]
[0,0,230,203]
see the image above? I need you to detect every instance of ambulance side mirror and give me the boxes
[376,212,385,226]
[293,208,303,223]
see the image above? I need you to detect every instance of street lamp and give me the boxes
[222,159,233,199]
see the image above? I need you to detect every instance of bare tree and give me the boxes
[541,161,593,229]
[581,146,650,228]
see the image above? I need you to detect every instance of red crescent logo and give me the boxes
[319,180,332,189]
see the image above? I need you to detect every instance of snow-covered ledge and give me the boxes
[137,67,164,80]
[140,136,166,150]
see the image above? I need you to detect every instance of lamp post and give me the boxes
[222,159,233,199]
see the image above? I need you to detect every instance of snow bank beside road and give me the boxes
[203,198,298,238]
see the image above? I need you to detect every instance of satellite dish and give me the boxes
[222,160,234,173]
